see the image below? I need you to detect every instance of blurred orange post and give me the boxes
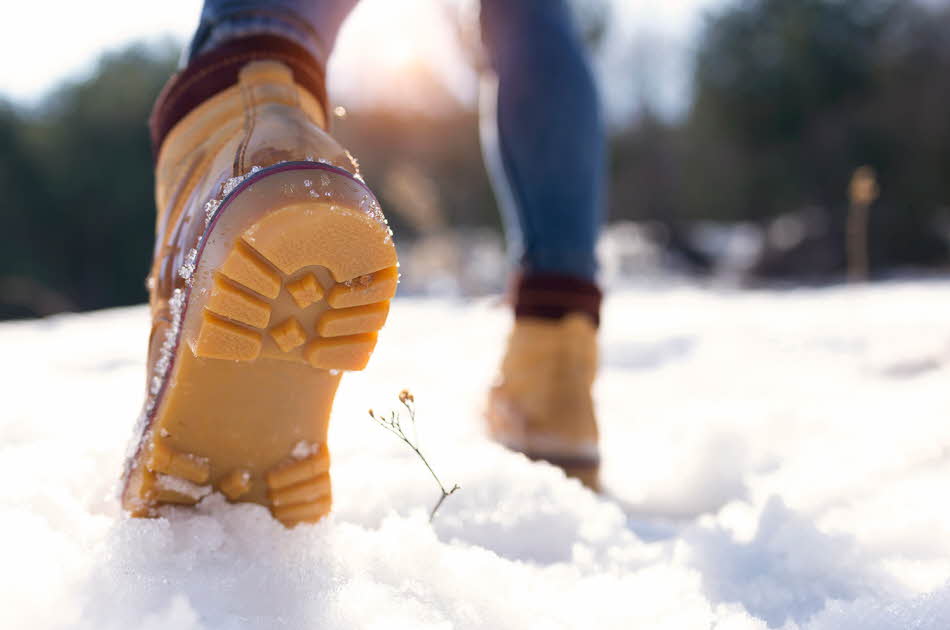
[847,166,879,282]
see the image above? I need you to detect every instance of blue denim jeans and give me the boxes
[189,0,604,281]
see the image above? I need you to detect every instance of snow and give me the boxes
[2,281,949,629]
[290,440,318,460]
[155,473,212,501]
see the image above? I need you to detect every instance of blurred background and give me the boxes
[3,0,950,319]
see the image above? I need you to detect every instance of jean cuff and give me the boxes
[190,15,326,67]
[514,272,602,326]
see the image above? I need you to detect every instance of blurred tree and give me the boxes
[0,104,46,299]
[681,0,950,275]
[0,43,177,317]
[687,0,883,219]
[8,0,950,317]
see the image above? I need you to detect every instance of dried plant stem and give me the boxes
[369,391,460,522]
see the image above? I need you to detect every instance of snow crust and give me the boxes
[2,282,949,628]
[155,474,212,501]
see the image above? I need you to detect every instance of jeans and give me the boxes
[188,0,605,282]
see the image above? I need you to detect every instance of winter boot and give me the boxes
[485,276,601,490]
[120,36,398,527]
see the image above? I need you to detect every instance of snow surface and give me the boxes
[2,281,949,629]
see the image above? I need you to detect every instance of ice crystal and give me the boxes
[123,287,185,465]
[169,287,184,315]
[344,275,373,289]
[345,150,360,175]
[290,441,317,459]
[153,289,184,395]
[177,248,198,285]
[358,195,387,225]
[203,199,221,226]
[155,474,212,501]
[221,176,243,197]
[220,166,261,199]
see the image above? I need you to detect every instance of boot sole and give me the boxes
[122,163,397,526]
[485,394,601,492]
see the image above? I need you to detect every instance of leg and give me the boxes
[480,0,605,293]
[480,0,605,489]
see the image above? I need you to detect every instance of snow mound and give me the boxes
[2,282,949,628]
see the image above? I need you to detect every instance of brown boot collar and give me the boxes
[514,273,603,327]
[149,34,327,159]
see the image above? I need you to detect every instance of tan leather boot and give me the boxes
[120,37,398,526]
[485,313,600,490]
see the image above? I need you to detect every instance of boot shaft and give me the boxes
[149,59,359,312]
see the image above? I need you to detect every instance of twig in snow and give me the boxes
[368,390,460,522]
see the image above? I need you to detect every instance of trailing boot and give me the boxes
[486,313,600,490]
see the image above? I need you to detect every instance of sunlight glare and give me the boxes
[328,0,477,113]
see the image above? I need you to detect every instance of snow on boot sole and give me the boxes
[121,163,397,527]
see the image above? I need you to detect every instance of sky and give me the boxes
[0,0,727,121]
